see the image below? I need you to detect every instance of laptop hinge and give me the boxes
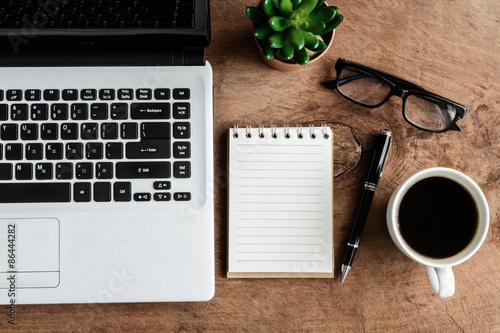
[0,47,206,67]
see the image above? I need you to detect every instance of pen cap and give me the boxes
[365,130,391,184]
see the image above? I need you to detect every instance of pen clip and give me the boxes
[366,130,392,184]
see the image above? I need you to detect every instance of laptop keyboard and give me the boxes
[0,0,195,28]
[0,86,192,203]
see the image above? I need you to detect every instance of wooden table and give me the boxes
[5,0,500,331]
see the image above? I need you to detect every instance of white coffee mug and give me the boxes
[386,167,489,297]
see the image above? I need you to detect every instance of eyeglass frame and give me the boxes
[324,58,467,133]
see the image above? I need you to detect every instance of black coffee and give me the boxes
[398,176,478,259]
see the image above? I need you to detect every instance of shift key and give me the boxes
[131,103,170,119]
[126,139,170,159]
[116,162,170,179]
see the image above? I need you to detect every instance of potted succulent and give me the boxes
[245,0,343,71]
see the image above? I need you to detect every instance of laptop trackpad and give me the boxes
[0,218,59,288]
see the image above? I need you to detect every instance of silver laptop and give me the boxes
[0,0,214,304]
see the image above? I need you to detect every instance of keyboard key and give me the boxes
[86,142,103,159]
[154,193,171,201]
[45,143,63,160]
[62,89,78,101]
[173,122,190,139]
[66,143,83,159]
[134,193,151,201]
[25,143,43,160]
[154,89,170,100]
[101,122,118,139]
[41,123,58,140]
[51,103,69,120]
[141,122,170,139]
[0,163,12,180]
[81,123,98,139]
[15,163,32,180]
[11,104,28,120]
[91,103,108,120]
[5,143,23,160]
[0,105,7,120]
[105,142,123,159]
[130,103,170,119]
[173,161,190,178]
[173,192,191,201]
[173,142,191,158]
[74,182,91,202]
[31,104,49,120]
[44,89,60,101]
[0,90,3,101]
[111,103,128,119]
[136,89,152,100]
[0,183,70,202]
[81,89,97,100]
[114,182,131,201]
[172,103,190,119]
[94,182,112,202]
[96,162,113,179]
[99,89,115,100]
[71,103,88,120]
[153,181,171,190]
[121,123,138,139]
[35,163,53,180]
[20,123,38,140]
[56,162,73,179]
[76,162,93,179]
[1,124,18,140]
[126,139,170,159]
[118,89,133,100]
[61,123,78,140]
[116,162,170,179]
[173,88,190,100]
[25,89,41,101]
[6,90,22,101]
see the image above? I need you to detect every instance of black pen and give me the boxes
[340,130,392,284]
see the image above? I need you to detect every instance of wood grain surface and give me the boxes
[3,0,500,332]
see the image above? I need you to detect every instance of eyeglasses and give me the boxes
[323,58,467,133]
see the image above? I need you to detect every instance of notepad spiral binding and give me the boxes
[232,123,330,139]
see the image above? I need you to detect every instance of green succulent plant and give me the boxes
[245,0,343,65]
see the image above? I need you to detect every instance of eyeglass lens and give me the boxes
[338,67,391,106]
[338,67,458,132]
[405,95,457,131]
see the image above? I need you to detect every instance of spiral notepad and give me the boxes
[227,124,333,278]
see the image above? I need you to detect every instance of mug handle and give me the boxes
[425,266,455,297]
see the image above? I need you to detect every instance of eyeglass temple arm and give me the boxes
[337,74,367,87]
[325,72,428,92]
[322,74,372,89]
[378,72,428,92]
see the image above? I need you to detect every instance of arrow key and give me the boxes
[173,192,191,201]
[154,192,171,201]
[153,181,171,190]
[134,193,151,201]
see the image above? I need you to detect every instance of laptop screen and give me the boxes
[0,0,210,54]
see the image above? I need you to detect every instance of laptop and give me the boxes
[0,0,214,304]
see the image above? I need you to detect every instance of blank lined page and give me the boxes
[227,126,333,277]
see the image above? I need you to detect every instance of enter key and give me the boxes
[126,139,170,159]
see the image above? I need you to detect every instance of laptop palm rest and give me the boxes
[0,218,59,288]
